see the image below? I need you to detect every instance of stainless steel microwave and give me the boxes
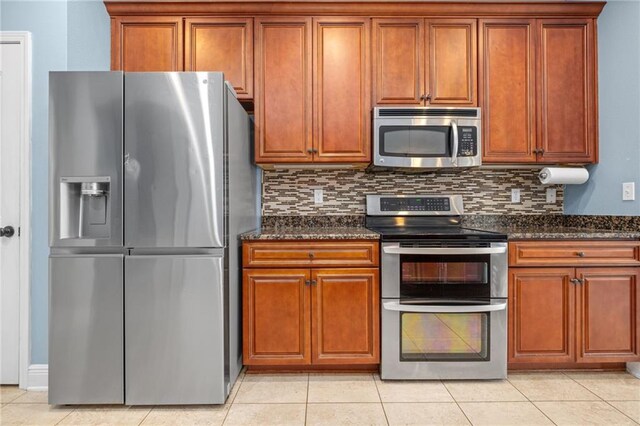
[373,107,482,169]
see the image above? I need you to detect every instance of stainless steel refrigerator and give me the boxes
[48,71,260,405]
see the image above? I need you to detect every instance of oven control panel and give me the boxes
[380,197,450,212]
[366,194,464,216]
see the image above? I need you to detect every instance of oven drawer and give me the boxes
[243,241,379,268]
[509,241,640,267]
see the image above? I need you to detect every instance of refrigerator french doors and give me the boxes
[49,72,232,405]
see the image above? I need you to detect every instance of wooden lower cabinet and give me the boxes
[312,269,379,364]
[509,268,575,363]
[577,268,640,362]
[242,240,380,367]
[243,269,311,365]
[509,242,640,367]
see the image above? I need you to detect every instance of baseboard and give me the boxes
[627,362,640,379]
[27,364,48,391]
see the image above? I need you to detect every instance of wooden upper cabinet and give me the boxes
[314,18,371,163]
[254,18,313,163]
[372,18,476,107]
[111,16,183,71]
[372,19,424,105]
[243,268,311,365]
[480,19,536,163]
[311,268,380,364]
[538,19,597,163]
[184,18,253,99]
[576,267,640,363]
[426,19,477,105]
[509,268,575,364]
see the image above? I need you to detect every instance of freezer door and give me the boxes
[49,71,123,247]
[124,72,225,248]
[49,254,124,404]
[125,254,226,405]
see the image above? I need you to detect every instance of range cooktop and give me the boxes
[365,194,508,242]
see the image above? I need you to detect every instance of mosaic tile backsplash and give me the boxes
[262,168,563,215]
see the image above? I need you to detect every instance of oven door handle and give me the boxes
[382,245,507,255]
[383,301,507,313]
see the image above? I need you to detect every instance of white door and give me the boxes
[0,36,27,384]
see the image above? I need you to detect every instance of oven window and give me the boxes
[401,312,489,361]
[400,254,490,298]
[380,126,451,157]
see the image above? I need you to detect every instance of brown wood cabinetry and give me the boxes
[508,241,640,367]
[314,18,371,162]
[184,18,253,99]
[372,19,476,106]
[242,241,380,368]
[106,2,604,166]
[111,16,183,71]
[481,18,598,164]
[254,17,370,164]
[254,18,313,163]
[537,19,597,163]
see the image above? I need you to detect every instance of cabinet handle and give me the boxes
[570,278,580,284]
[307,148,314,154]
[308,252,314,259]
[311,280,317,286]
[305,280,311,286]
[533,148,546,155]
[576,251,586,257]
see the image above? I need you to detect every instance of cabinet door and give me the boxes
[243,269,311,365]
[311,268,379,364]
[576,268,640,362]
[426,19,477,106]
[314,18,371,163]
[509,268,575,364]
[480,20,536,163]
[111,16,183,71]
[254,18,313,163]
[537,19,597,163]
[372,19,424,106]
[185,18,253,99]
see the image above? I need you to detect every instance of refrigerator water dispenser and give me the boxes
[59,177,111,239]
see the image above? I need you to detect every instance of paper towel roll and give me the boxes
[539,167,589,185]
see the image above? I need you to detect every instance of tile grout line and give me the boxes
[304,372,309,426]
[506,374,560,425]
[562,370,640,425]
[441,381,474,426]
[53,406,77,426]
[136,406,153,426]
[222,370,245,425]
[372,373,390,426]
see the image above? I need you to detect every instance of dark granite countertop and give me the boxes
[472,225,640,240]
[240,226,380,240]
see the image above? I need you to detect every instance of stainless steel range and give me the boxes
[366,195,508,380]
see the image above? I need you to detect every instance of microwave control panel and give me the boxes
[457,127,477,157]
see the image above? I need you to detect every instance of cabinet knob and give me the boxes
[308,252,314,259]
[311,280,317,286]
[305,280,311,286]
[576,251,586,257]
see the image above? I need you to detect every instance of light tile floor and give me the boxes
[1,371,639,425]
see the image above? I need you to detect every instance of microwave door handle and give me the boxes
[450,121,459,165]
[383,245,507,255]
[383,301,507,313]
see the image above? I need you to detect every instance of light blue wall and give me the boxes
[0,0,109,364]
[564,0,640,216]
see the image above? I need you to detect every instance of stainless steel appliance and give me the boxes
[48,71,260,405]
[366,195,507,380]
[373,107,482,169]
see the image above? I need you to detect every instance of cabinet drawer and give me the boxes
[243,241,379,268]
[509,241,640,267]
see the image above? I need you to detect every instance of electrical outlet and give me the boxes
[314,188,324,204]
[546,188,557,203]
[511,188,521,203]
[623,182,636,201]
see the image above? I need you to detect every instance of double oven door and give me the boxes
[380,241,508,379]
